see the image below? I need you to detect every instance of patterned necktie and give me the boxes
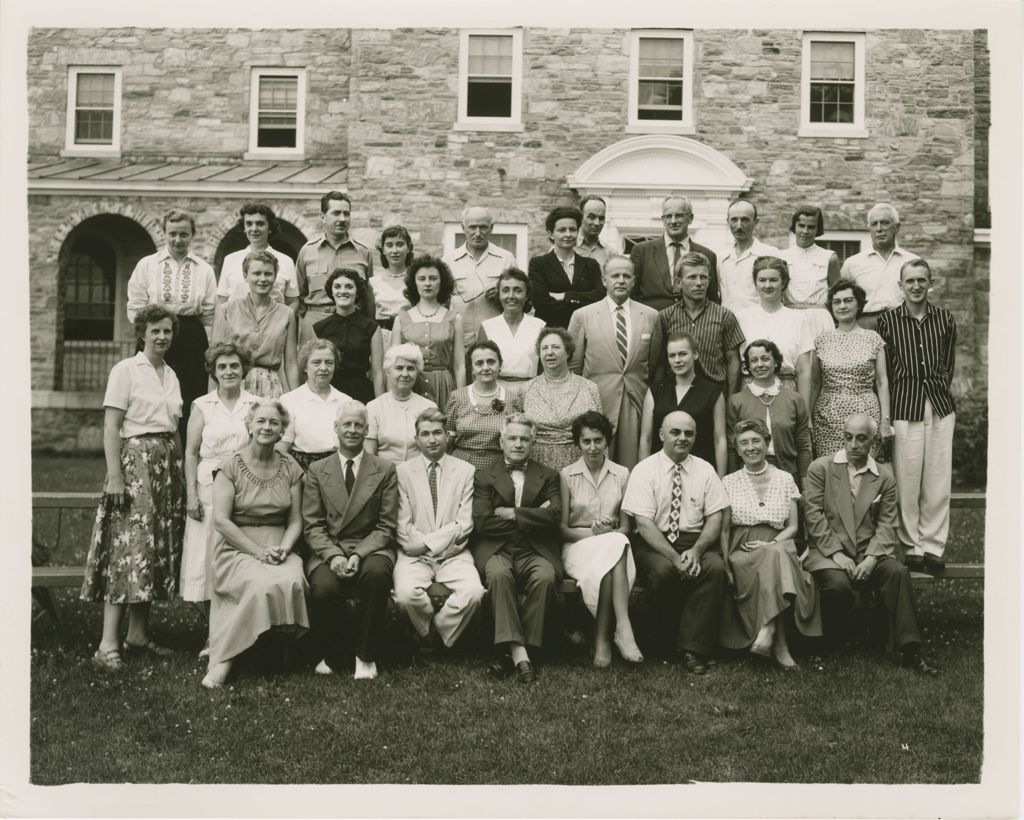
[345,458,355,495]
[615,305,628,366]
[428,461,439,515]
[671,242,683,292]
[667,462,683,545]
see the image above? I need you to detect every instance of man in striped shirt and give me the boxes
[876,259,957,572]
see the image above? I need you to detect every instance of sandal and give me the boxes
[91,647,124,672]
[124,639,173,658]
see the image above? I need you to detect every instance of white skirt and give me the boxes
[562,532,636,617]
[179,475,215,602]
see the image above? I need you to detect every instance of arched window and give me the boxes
[63,235,117,341]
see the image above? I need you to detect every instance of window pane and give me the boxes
[638,80,683,107]
[819,239,862,264]
[466,78,512,118]
[454,231,518,255]
[468,35,513,76]
[75,110,114,143]
[75,73,115,107]
[810,82,854,124]
[63,242,116,341]
[810,41,855,81]
[257,127,297,148]
[639,38,685,79]
[258,76,298,110]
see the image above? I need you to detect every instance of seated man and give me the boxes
[302,400,398,680]
[394,408,485,649]
[803,413,938,675]
[621,411,729,674]
[471,413,563,683]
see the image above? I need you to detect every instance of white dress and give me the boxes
[480,313,546,383]
[560,458,636,617]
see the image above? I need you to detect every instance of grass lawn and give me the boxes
[29,453,985,784]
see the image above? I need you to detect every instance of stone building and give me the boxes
[27,27,990,451]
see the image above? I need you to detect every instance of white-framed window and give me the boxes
[247,68,306,157]
[442,223,528,268]
[627,30,695,134]
[455,29,523,132]
[799,33,867,138]
[807,231,869,265]
[64,67,122,155]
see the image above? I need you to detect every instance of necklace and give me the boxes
[544,372,571,385]
[471,384,499,399]
[757,392,777,407]
[417,303,441,319]
[744,463,769,476]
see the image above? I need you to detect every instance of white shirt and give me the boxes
[444,242,517,305]
[663,234,692,273]
[480,314,546,379]
[126,248,217,327]
[217,246,299,303]
[338,449,364,481]
[840,245,920,313]
[736,304,814,374]
[719,238,780,314]
[280,383,353,453]
[777,243,834,305]
[621,450,729,533]
[833,448,880,498]
[366,392,438,464]
[606,296,632,350]
[504,460,528,506]
[103,352,182,438]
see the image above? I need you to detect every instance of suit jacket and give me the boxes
[802,454,898,573]
[301,450,398,574]
[396,455,475,561]
[528,250,603,328]
[567,298,658,425]
[630,238,720,311]
[470,459,564,576]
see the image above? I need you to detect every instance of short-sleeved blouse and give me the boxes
[561,458,630,529]
[736,305,813,373]
[776,244,835,305]
[103,352,183,437]
[370,274,410,321]
[213,297,293,369]
[366,391,438,464]
[192,389,260,485]
[220,451,304,523]
[722,466,800,531]
[445,385,524,472]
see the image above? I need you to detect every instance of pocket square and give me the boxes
[641,332,651,340]
[872,494,882,503]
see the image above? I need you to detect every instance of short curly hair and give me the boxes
[404,255,455,306]
[132,304,179,341]
[826,278,868,318]
[571,410,614,446]
[535,326,576,362]
[204,342,253,381]
[297,338,340,374]
[324,268,368,309]
[236,202,280,238]
[244,399,291,433]
[742,338,784,375]
[733,417,772,446]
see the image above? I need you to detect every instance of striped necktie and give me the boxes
[428,461,439,515]
[671,242,683,291]
[615,305,628,366]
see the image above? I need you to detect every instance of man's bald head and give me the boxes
[660,411,697,463]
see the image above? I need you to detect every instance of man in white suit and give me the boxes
[394,408,485,649]
[567,255,658,469]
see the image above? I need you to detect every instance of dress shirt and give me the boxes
[444,242,517,305]
[719,238,780,313]
[576,238,612,269]
[621,450,729,534]
[833,448,879,499]
[104,352,183,437]
[736,304,813,374]
[338,449,365,480]
[504,460,528,506]
[875,303,957,421]
[776,243,834,305]
[295,235,374,309]
[556,251,575,280]
[840,245,919,313]
[218,246,299,303]
[126,248,217,327]
[279,383,352,452]
[648,300,745,385]
[663,234,692,274]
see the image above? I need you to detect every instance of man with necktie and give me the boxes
[302,400,398,680]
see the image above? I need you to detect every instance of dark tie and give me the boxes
[615,305,628,367]
[345,458,355,495]
[428,461,438,516]
[671,242,683,292]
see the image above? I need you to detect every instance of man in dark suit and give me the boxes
[803,413,937,675]
[528,206,604,328]
[630,194,720,311]
[302,400,398,680]
[471,413,563,683]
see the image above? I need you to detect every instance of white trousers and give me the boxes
[393,551,485,646]
[893,398,956,557]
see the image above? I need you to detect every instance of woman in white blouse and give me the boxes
[478,268,546,389]
[370,225,414,347]
[776,205,839,343]
[364,343,437,464]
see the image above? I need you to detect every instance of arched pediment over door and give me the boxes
[567,135,753,253]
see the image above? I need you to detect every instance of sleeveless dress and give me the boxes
[313,310,378,404]
[813,328,884,457]
[396,307,457,410]
[208,452,310,664]
[521,374,603,472]
[650,373,722,467]
[719,466,821,649]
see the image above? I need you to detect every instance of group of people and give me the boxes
[80,189,958,685]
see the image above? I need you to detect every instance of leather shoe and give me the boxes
[514,660,537,684]
[904,554,924,571]
[488,655,515,680]
[923,554,946,574]
[682,651,709,675]
[902,652,939,676]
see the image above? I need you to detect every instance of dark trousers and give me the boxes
[484,545,559,648]
[631,534,726,656]
[308,552,395,665]
[812,556,921,651]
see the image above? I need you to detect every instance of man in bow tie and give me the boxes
[470,414,563,683]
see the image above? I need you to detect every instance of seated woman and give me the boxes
[204,400,310,688]
[726,339,813,489]
[370,225,413,347]
[719,419,821,669]
[444,340,524,471]
[278,339,352,472]
[313,268,385,404]
[638,331,726,473]
[365,343,438,464]
[182,343,260,653]
[559,410,642,668]
[478,268,546,389]
[211,249,298,399]
[391,254,465,410]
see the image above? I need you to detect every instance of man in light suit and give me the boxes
[528,206,604,328]
[302,400,398,680]
[567,255,658,469]
[629,194,720,312]
[803,413,937,675]
[471,414,563,683]
[394,408,485,649]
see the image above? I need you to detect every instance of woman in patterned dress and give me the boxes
[365,343,438,464]
[720,419,821,669]
[812,279,893,457]
[521,327,602,472]
[478,268,546,389]
[370,225,413,348]
[444,340,524,472]
[203,400,310,688]
[391,254,465,409]
[559,411,642,668]
[211,249,298,399]
[181,343,260,654]
[80,305,186,671]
